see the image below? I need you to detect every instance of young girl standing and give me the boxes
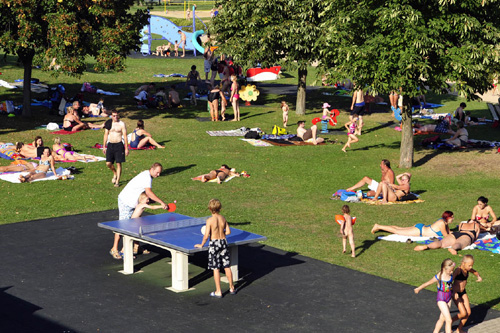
[452,255,482,333]
[339,205,355,258]
[414,258,456,333]
[281,101,289,127]
[342,115,359,152]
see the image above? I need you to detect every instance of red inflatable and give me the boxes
[335,214,356,225]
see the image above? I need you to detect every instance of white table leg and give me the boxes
[168,250,189,292]
[222,246,239,283]
[120,235,134,275]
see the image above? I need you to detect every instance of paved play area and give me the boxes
[1,211,499,332]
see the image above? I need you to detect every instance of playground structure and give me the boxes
[312,109,340,133]
[140,6,206,56]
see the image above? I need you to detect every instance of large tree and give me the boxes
[318,0,500,168]
[0,0,149,117]
[209,0,325,115]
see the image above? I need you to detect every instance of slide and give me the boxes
[141,15,205,55]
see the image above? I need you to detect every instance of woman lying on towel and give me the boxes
[129,119,165,149]
[379,172,411,203]
[414,219,481,255]
[471,196,498,232]
[199,164,240,184]
[19,147,57,183]
[0,160,37,173]
[371,211,454,237]
[53,137,97,162]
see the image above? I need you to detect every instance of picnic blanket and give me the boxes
[0,167,72,183]
[0,145,22,160]
[240,139,273,147]
[206,128,249,137]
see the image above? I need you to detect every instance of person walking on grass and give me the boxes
[103,110,128,187]
[195,199,236,298]
[339,205,355,258]
[414,258,455,333]
[342,115,359,152]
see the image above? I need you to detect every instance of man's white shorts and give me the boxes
[368,180,379,192]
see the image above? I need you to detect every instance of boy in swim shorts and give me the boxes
[195,199,236,298]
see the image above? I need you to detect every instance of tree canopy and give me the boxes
[0,0,149,116]
[210,0,326,115]
[318,0,500,167]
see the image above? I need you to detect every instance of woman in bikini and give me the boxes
[200,164,240,184]
[63,107,103,131]
[379,172,411,203]
[186,65,201,105]
[19,147,57,183]
[53,137,97,162]
[229,75,240,121]
[371,211,454,237]
[471,196,498,232]
[129,120,165,149]
[414,220,481,255]
[0,160,37,173]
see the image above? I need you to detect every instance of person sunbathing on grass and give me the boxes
[414,219,481,255]
[129,120,165,149]
[378,172,411,203]
[15,142,38,159]
[19,147,58,183]
[371,211,454,238]
[0,160,37,173]
[296,120,324,145]
[200,165,240,184]
[53,137,97,162]
[63,106,104,132]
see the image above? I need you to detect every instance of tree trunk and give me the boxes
[21,55,33,117]
[399,96,413,168]
[295,66,307,116]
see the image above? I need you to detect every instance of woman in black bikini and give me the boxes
[207,84,225,121]
[414,220,480,255]
[200,165,240,184]
[379,172,411,203]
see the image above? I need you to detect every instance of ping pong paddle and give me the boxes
[167,200,177,212]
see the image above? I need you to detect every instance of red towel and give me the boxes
[51,130,82,135]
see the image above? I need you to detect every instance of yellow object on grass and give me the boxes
[239,84,260,102]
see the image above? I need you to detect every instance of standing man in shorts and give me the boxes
[297,121,324,145]
[178,30,186,57]
[346,159,394,199]
[103,110,128,187]
[350,88,365,135]
[109,162,168,259]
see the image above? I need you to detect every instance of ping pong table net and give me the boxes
[139,217,209,237]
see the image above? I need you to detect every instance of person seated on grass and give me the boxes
[346,159,395,199]
[471,196,498,232]
[169,85,181,108]
[379,172,411,203]
[296,120,324,145]
[63,106,104,131]
[414,219,480,255]
[129,120,165,149]
[200,165,240,184]
[19,147,57,183]
[32,135,46,157]
[0,160,37,173]
[444,121,468,147]
[453,102,467,123]
[371,211,454,237]
[53,137,97,162]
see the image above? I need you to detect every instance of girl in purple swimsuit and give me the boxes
[414,258,456,333]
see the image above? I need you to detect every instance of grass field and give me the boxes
[1,54,500,310]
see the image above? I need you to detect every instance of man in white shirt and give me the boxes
[109,162,168,259]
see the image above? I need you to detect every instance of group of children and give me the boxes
[153,42,181,57]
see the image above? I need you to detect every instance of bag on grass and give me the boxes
[271,125,287,135]
[244,131,261,139]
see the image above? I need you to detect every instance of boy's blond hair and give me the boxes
[138,192,149,203]
[208,199,221,213]
[462,254,474,263]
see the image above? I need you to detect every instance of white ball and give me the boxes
[201,226,206,235]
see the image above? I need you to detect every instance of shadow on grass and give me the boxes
[464,296,500,330]
[362,121,397,135]
[355,238,378,257]
[161,164,196,176]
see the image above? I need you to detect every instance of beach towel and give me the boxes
[263,139,326,146]
[206,128,249,137]
[0,167,72,183]
[240,139,273,147]
[0,79,17,89]
[51,129,83,135]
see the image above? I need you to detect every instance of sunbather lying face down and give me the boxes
[200,165,240,184]
[414,219,480,255]
[371,211,454,238]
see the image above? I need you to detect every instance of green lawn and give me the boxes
[1,54,500,310]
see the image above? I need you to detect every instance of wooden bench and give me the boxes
[487,103,499,121]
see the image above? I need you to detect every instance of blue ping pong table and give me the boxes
[98,212,267,292]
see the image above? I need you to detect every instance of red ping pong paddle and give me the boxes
[167,201,177,212]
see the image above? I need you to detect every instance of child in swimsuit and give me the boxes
[321,102,331,121]
[230,75,240,121]
[414,258,456,333]
[174,41,179,57]
[452,255,482,333]
[281,101,289,127]
[339,205,356,258]
[342,116,359,152]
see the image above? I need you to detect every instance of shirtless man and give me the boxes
[103,110,128,187]
[169,85,181,108]
[346,159,395,199]
[350,88,365,135]
[296,121,324,145]
[178,30,186,57]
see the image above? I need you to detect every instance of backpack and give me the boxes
[271,125,287,135]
